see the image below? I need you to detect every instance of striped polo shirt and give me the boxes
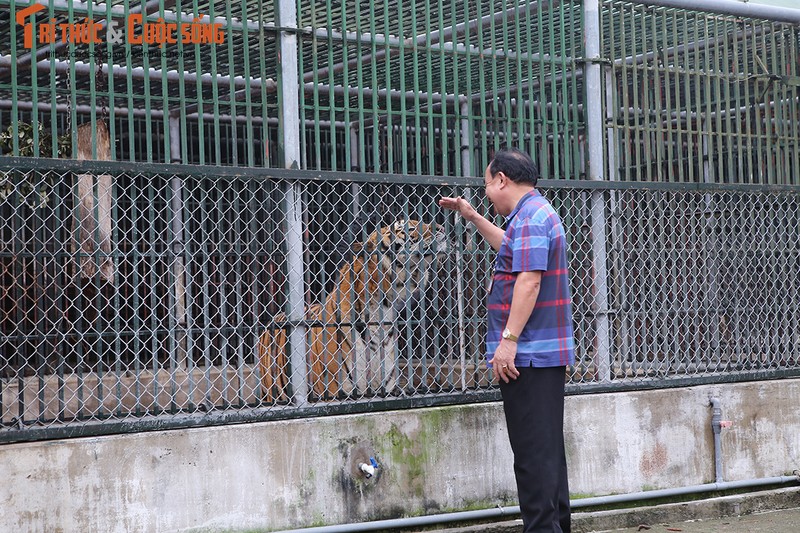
[486,189,576,368]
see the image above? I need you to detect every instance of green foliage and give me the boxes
[0,121,71,158]
[0,122,70,208]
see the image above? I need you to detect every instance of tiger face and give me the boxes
[258,219,450,402]
[365,219,450,311]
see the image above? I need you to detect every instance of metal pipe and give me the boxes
[276,0,308,407]
[270,475,800,533]
[348,123,362,246]
[0,55,458,106]
[584,0,611,382]
[614,25,773,69]
[0,99,346,128]
[457,100,472,392]
[710,397,725,483]
[0,56,274,91]
[634,0,800,24]
[309,0,558,83]
[168,115,188,368]
[616,96,800,129]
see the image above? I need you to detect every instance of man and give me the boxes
[439,148,574,532]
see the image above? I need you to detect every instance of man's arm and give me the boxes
[505,270,542,338]
[489,270,541,383]
[438,196,504,251]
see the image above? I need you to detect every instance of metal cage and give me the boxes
[1,0,799,442]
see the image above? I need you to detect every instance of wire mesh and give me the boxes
[1,164,799,440]
[0,0,799,442]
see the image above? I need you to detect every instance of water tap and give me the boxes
[359,457,379,478]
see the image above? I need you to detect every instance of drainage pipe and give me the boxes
[710,397,725,483]
[271,475,800,533]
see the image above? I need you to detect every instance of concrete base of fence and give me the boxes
[2,378,799,532]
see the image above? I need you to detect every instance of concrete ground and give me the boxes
[606,507,800,532]
[411,486,800,533]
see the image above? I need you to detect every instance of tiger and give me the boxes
[257,219,449,403]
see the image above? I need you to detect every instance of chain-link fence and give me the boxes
[1,0,798,442]
[2,160,799,442]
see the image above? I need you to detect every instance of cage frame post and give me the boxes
[585,0,611,382]
[276,0,308,406]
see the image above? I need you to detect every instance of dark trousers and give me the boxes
[499,365,570,533]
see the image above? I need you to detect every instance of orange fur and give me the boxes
[257,253,388,402]
[257,220,444,403]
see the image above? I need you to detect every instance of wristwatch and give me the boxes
[502,328,518,342]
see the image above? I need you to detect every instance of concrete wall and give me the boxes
[3,379,799,533]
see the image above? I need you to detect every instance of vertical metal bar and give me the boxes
[748,19,769,184]
[424,1,435,175]
[326,7,337,171]
[353,3,366,175]
[605,63,630,378]
[348,121,363,391]
[223,1,238,167]
[585,0,610,382]
[123,1,135,161]
[311,26,321,171]
[232,179,247,405]
[398,4,408,173]
[383,0,394,174]
[129,177,143,414]
[277,0,308,406]
[146,177,160,410]
[652,11,665,183]
[741,21,752,184]
[29,5,40,158]
[764,23,776,184]
[215,187,231,408]
[198,180,213,404]
[789,27,800,186]
[546,1,560,175]
[662,10,676,183]
[731,22,743,184]
[341,5,351,175]
[349,126,362,232]
[436,0,448,176]
[366,0,378,173]
[48,2,59,158]
[169,118,187,376]
[501,3,513,152]
[718,21,739,183]
[569,3,581,178]
[464,7,485,386]
[773,27,787,185]
[257,2,270,168]
[616,7,630,181]
[241,1,255,168]
[487,1,500,153]
[512,4,525,155]
[458,99,471,391]
[629,6,643,182]
[9,1,19,156]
